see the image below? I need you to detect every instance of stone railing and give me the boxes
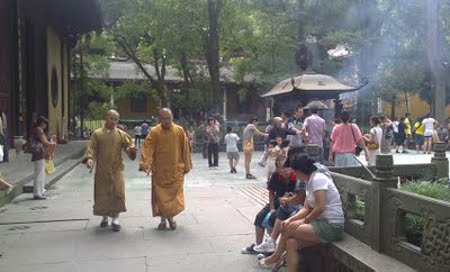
[382,188,450,271]
[332,172,373,246]
[327,144,450,271]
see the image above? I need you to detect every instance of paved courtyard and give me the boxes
[0,149,442,271]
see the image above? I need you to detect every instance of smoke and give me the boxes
[331,0,444,117]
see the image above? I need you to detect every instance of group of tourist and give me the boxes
[199,105,329,180]
[242,147,345,271]
[373,112,443,155]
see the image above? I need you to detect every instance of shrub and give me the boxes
[401,181,450,202]
[400,181,450,247]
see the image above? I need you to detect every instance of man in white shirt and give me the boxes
[224,126,240,173]
[134,124,142,147]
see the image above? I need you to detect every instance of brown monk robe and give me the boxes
[84,110,137,232]
[139,108,192,230]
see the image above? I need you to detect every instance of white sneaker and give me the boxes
[254,239,276,253]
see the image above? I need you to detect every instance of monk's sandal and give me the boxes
[100,220,108,228]
[157,222,167,230]
[112,223,121,232]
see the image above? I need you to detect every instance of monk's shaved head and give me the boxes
[159,108,173,129]
[160,108,173,117]
[107,109,120,118]
[105,109,120,129]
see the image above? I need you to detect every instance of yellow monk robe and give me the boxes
[84,127,134,217]
[139,123,192,218]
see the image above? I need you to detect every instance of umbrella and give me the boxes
[304,99,329,110]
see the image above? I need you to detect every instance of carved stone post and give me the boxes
[306,144,319,161]
[431,142,449,181]
[371,154,397,252]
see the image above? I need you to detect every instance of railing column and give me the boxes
[431,142,449,181]
[371,154,397,252]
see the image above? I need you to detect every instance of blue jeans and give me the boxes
[318,147,324,164]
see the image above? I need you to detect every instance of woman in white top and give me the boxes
[422,113,438,154]
[259,153,344,271]
[364,116,382,166]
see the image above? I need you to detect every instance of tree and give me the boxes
[427,0,447,122]
[72,33,113,135]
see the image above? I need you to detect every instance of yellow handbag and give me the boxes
[45,159,55,175]
[367,142,380,150]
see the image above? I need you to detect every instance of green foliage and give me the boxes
[85,0,450,119]
[72,32,113,122]
[115,81,158,100]
[355,196,365,221]
[401,181,450,202]
[404,213,424,247]
[87,102,113,120]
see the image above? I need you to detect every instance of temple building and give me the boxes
[0,0,102,143]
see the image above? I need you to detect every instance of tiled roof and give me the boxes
[98,62,255,83]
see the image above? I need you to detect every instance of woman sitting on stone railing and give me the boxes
[259,153,344,271]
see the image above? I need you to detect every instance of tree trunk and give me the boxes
[153,48,168,107]
[404,91,410,114]
[205,0,223,109]
[427,0,446,122]
[390,94,396,120]
[179,52,192,84]
[179,52,192,106]
[295,0,309,72]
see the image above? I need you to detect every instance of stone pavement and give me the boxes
[0,141,87,206]
[0,140,87,185]
[0,151,270,272]
[0,149,444,271]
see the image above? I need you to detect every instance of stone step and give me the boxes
[22,159,82,193]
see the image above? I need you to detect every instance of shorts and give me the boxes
[243,140,254,154]
[254,204,276,229]
[276,205,301,220]
[311,219,344,243]
[415,134,425,145]
[334,153,358,167]
[227,152,240,160]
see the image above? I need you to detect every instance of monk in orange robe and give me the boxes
[139,108,192,230]
[84,110,137,232]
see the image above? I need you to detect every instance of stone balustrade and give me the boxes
[327,148,450,271]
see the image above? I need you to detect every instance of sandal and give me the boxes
[246,174,256,180]
[99,220,108,228]
[258,258,274,269]
[157,222,167,230]
[168,220,177,230]
[272,254,287,271]
[111,223,121,232]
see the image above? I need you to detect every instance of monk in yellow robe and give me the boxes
[84,110,137,232]
[139,108,192,230]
